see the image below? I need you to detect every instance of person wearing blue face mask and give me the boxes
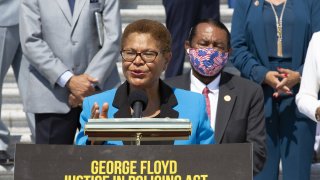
[165,19,267,176]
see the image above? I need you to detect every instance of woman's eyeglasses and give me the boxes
[120,50,160,63]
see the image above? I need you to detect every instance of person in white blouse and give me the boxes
[296,32,320,123]
[296,32,320,162]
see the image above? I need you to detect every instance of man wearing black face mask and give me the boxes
[165,19,266,177]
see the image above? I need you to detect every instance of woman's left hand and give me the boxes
[90,102,109,145]
[91,102,109,119]
[273,68,301,97]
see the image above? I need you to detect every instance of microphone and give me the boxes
[128,89,148,118]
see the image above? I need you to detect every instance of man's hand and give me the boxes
[66,74,98,101]
[68,94,82,108]
[90,102,109,145]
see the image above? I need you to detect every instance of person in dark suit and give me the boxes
[230,0,320,179]
[163,0,220,78]
[76,19,214,146]
[165,19,266,176]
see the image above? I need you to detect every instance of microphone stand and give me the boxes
[136,133,142,146]
[132,102,143,146]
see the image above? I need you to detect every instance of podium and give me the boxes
[84,118,192,145]
[14,119,253,179]
[14,144,253,180]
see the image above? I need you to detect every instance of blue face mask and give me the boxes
[187,48,229,77]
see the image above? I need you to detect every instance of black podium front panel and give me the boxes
[14,143,252,180]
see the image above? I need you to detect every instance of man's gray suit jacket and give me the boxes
[20,0,121,114]
[0,0,20,26]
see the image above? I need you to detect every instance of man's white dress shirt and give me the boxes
[190,70,221,130]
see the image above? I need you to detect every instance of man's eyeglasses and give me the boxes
[120,50,159,63]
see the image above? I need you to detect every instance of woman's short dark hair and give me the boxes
[121,19,172,52]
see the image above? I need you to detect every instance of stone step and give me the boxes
[120,0,162,8]
[120,5,233,25]
[8,127,32,141]
[120,0,230,9]
[122,22,232,34]
[1,106,22,129]
[120,8,165,23]
[2,85,21,104]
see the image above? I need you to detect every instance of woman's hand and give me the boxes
[264,71,291,92]
[90,102,109,145]
[276,67,301,90]
[264,70,293,98]
[272,68,301,98]
[91,102,109,119]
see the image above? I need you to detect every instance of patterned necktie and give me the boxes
[202,87,211,120]
[68,0,75,15]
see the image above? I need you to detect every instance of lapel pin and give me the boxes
[254,0,259,6]
[224,95,231,102]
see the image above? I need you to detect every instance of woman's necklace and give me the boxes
[269,0,287,57]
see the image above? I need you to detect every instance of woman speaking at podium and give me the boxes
[76,19,214,145]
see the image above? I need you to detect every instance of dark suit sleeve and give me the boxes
[230,0,268,84]
[246,86,266,175]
